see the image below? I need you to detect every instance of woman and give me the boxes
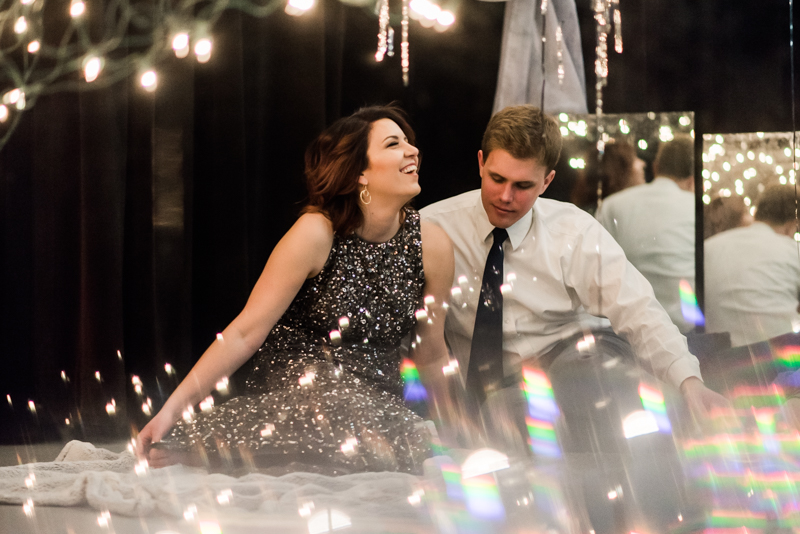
[136,105,454,474]
[570,142,646,213]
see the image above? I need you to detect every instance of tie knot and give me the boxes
[492,227,508,245]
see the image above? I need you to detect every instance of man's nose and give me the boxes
[499,183,514,203]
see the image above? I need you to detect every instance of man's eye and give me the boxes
[516,183,534,190]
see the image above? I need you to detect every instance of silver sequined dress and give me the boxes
[157,209,431,474]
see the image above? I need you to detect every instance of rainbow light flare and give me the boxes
[440,461,465,501]
[462,474,506,521]
[638,383,672,433]
[522,368,561,458]
[679,279,705,327]
[401,358,428,402]
[774,346,800,369]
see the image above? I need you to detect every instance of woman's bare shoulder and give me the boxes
[293,211,334,240]
[420,220,454,277]
[420,220,453,253]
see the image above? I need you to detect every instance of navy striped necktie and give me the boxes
[467,227,508,405]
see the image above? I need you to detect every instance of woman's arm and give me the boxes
[137,213,334,457]
[412,221,456,439]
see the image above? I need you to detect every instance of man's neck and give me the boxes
[665,176,694,192]
[767,220,798,237]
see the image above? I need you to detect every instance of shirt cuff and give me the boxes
[664,355,703,390]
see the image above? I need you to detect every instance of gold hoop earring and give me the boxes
[359,186,372,205]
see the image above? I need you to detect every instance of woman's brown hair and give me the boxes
[302,105,416,236]
[571,142,640,208]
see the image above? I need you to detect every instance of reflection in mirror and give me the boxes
[556,112,698,334]
[701,133,800,347]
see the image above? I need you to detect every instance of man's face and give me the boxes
[479,149,556,228]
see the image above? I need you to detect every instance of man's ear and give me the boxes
[541,170,556,192]
[477,150,485,171]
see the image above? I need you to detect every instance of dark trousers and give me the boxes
[479,329,686,534]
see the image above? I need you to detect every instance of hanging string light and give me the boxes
[375,0,390,62]
[556,24,564,85]
[0,0,455,150]
[613,0,623,53]
[539,0,548,108]
[401,0,410,86]
[387,27,395,56]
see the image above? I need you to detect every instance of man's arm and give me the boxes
[565,219,729,420]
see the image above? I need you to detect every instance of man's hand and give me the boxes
[680,376,736,431]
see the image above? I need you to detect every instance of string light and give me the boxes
[375,0,390,61]
[194,38,213,63]
[172,33,190,58]
[13,17,27,34]
[285,0,313,16]
[0,0,455,151]
[140,70,157,92]
[70,0,85,17]
[555,25,564,84]
[435,10,455,29]
[83,57,103,83]
[401,0,410,86]
[0,106,8,123]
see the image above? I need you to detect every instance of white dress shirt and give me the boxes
[704,222,800,346]
[596,178,696,333]
[420,190,701,390]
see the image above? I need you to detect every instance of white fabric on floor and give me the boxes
[0,441,424,520]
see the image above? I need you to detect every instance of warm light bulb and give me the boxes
[285,0,314,15]
[172,33,190,58]
[20,0,34,5]
[14,17,27,34]
[27,40,40,53]
[3,89,20,105]
[194,38,212,63]
[83,57,102,82]
[0,105,8,123]
[436,10,455,27]
[70,1,85,17]
[140,70,157,91]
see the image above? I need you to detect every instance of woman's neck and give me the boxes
[357,203,404,242]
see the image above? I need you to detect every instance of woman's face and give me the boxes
[359,119,420,203]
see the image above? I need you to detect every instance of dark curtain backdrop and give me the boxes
[1,0,799,443]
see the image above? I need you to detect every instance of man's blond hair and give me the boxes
[481,105,563,172]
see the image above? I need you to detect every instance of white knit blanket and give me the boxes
[0,441,427,520]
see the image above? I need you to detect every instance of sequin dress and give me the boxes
[157,209,431,474]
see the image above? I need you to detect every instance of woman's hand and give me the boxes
[136,409,177,460]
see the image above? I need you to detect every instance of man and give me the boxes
[704,185,800,346]
[596,136,696,333]
[420,106,726,443]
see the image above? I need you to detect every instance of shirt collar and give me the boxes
[474,193,533,251]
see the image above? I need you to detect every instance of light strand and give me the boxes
[401,0,409,86]
[556,24,564,85]
[375,0,390,62]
